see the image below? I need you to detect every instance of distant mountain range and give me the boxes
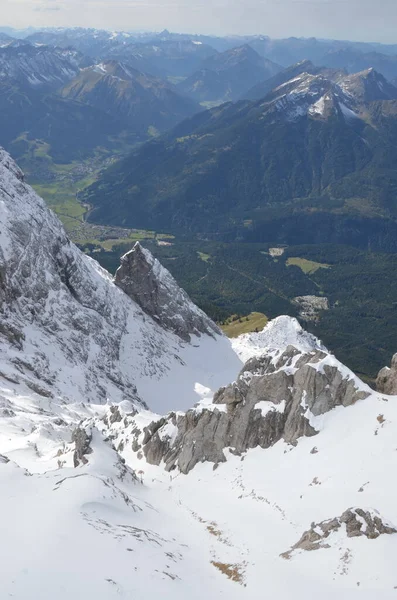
[26,29,217,77]
[83,65,397,251]
[178,44,281,103]
[60,60,198,134]
[6,27,397,81]
[2,26,397,230]
[0,27,397,118]
[0,41,81,89]
[0,40,200,165]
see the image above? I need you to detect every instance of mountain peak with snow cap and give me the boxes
[339,67,397,102]
[260,67,397,123]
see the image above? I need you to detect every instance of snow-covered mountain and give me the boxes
[262,67,397,122]
[26,27,136,58]
[1,149,397,598]
[0,41,81,89]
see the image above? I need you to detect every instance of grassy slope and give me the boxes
[221,312,268,338]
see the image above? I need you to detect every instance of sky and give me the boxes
[0,0,396,44]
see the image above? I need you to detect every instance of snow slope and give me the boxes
[231,315,325,362]
[2,327,397,599]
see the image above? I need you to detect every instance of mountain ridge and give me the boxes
[178,44,281,102]
[83,66,397,251]
[60,59,200,133]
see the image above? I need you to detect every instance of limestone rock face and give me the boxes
[114,242,221,342]
[141,345,370,474]
[376,353,397,394]
[72,426,92,467]
[282,508,397,558]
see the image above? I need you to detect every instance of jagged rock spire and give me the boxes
[114,242,221,342]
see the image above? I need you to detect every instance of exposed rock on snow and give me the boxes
[140,345,370,473]
[114,242,221,342]
[72,425,93,467]
[376,353,397,395]
[263,68,397,124]
[282,508,397,558]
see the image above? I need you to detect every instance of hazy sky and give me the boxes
[1,0,396,43]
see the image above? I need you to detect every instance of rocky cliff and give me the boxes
[114,242,221,342]
[376,353,397,395]
[120,338,370,474]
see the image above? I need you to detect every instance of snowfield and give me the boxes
[1,321,397,599]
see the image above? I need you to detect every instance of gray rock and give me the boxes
[282,508,397,558]
[293,295,329,321]
[142,346,369,473]
[376,353,397,394]
[72,426,92,467]
[114,242,221,342]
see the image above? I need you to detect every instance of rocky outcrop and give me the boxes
[141,345,369,474]
[114,242,221,342]
[282,508,397,558]
[72,426,93,467]
[293,295,329,321]
[376,353,397,394]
